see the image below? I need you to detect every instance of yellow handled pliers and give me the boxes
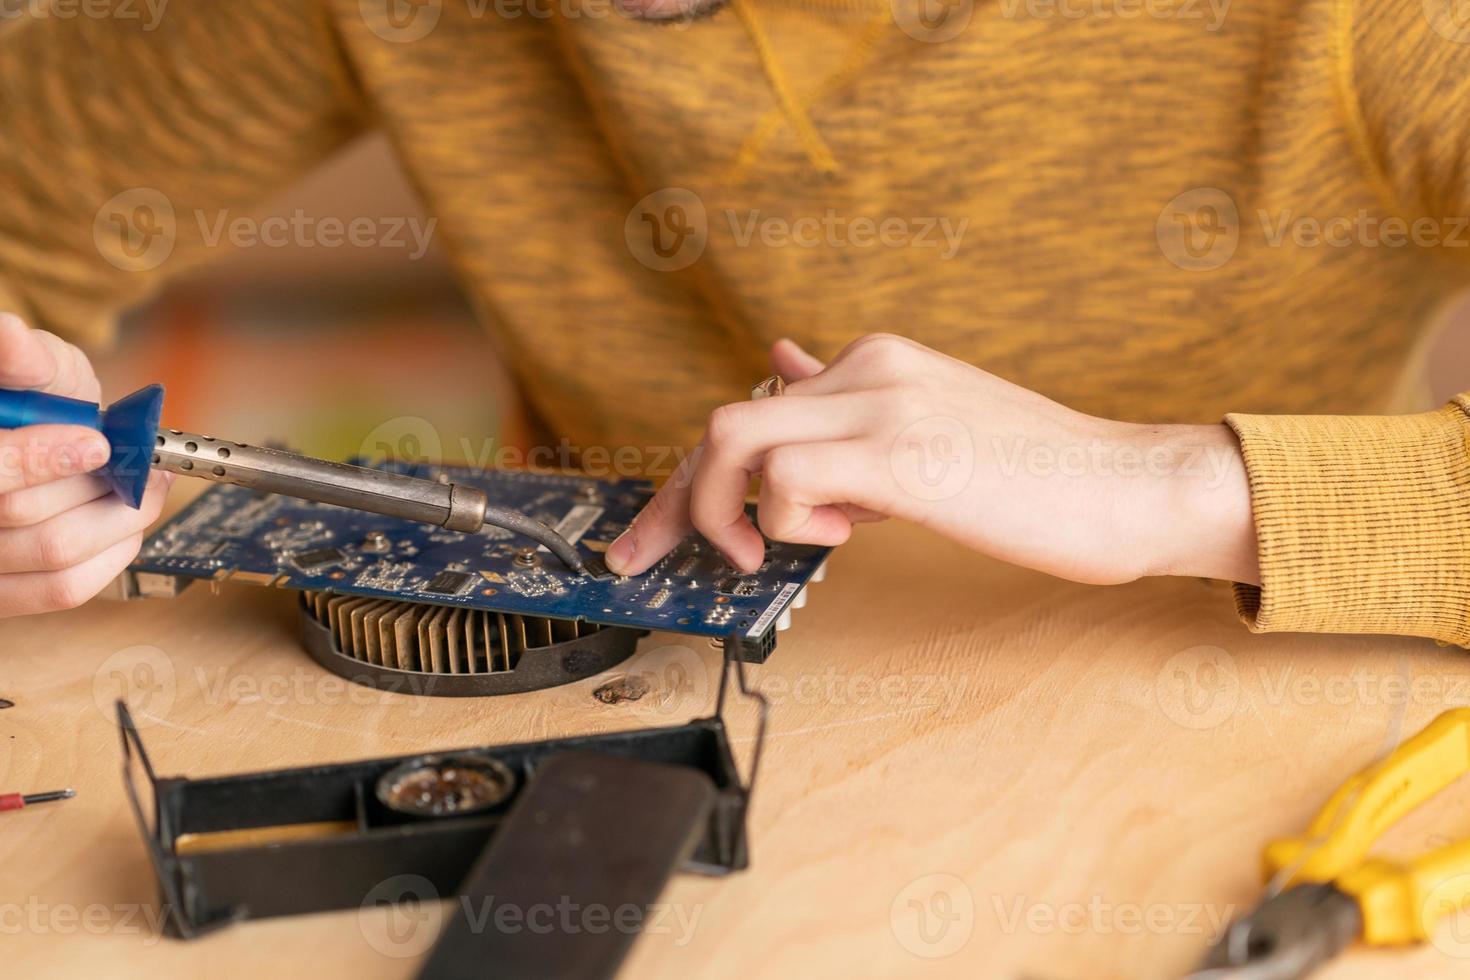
[1189,707,1470,979]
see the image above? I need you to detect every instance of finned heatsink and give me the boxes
[297,591,643,697]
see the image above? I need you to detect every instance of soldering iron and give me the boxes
[0,384,587,573]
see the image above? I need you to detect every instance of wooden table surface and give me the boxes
[5,516,1470,979]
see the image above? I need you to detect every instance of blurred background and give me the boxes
[92,134,528,462]
[94,132,1470,460]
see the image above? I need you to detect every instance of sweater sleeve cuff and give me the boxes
[1224,400,1470,647]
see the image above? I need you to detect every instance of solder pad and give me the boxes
[130,461,829,661]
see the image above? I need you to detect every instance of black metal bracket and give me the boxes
[114,633,768,939]
[118,704,248,939]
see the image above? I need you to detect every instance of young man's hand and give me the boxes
[0,314,171,617]
[606,333,1260,587]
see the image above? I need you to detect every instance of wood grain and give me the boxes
[4,520,1470,979]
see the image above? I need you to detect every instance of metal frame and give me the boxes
[117,635,768,939]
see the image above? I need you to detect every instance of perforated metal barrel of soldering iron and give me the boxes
[152,429,489,532]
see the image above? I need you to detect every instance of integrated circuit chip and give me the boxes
[717,577,760,597]
[290,547,343,572]
[422,570,476,596]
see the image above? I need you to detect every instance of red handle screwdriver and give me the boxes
[0,789,76,812]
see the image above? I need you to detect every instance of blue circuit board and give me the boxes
[131,461,829,661]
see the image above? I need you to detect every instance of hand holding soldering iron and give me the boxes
[0,315,171,617]
[0,313,585,619]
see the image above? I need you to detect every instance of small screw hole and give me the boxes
[184,441,198,453]
[217,447,231,459]
[180,460,193,471]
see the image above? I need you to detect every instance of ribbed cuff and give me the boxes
[1225,401,1470,647]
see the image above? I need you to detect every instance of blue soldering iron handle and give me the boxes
[0,383,164,509]
[0,387,103,432]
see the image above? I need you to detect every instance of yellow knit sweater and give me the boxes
[0,0,1466,643]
